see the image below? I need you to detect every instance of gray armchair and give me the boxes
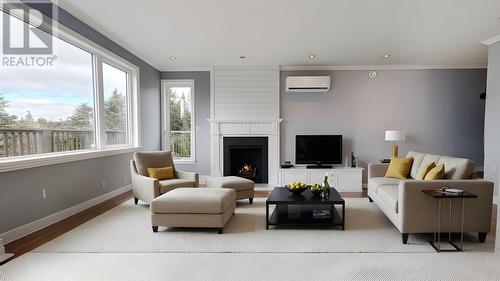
[130,151,199,204]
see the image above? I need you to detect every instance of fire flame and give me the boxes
[240,163,253,172]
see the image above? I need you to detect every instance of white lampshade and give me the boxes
[385,130,405,142]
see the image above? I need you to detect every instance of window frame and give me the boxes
[161,79,196,164]
[0,5,141,172]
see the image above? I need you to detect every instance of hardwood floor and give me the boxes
[2,188,496,266]
[3,190,132,265]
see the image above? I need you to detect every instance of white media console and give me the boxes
[279,167,364,192]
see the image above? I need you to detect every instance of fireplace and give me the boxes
[223,137,268,183]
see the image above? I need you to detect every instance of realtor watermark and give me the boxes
[1,0,57,67]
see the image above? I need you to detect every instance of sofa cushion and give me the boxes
[134,151,175,177]
[385,156,413,179]
[406,151,425,179]
[417,162,436,180]
[424,164,445,180]
[368,177,401,193]
[420,154,441,174]
[159,179,196,194]
[151,188,236,214]
[378,186,399,214]
[437,156,475,179]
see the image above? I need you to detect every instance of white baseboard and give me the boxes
[0,185,132,245]
[0,253,13,264]
[494,195,499,205]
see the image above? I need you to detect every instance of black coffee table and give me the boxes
[265,187,345,230]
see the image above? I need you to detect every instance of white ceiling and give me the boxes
[61,0,500,70]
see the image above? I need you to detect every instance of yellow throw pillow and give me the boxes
[417,162,436,180]
[385,156,414,179]
[424,164,445,180]
[147,167,175,180]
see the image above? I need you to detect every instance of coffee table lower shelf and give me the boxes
[267,204,344,229]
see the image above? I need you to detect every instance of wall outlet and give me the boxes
[102,181,106,189]
[42,188,47,199]
[123,176,127,184]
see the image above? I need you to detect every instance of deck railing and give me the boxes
[0,128,126,158]
[170,130,191,158]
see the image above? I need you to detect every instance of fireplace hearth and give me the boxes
[223,137,268,183]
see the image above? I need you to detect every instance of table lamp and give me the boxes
[385,130,405,157]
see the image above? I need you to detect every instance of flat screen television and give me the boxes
[295,135,342,168]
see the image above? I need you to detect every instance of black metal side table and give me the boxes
[422,189,477,252]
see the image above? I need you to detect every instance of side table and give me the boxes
[422,189,477,252]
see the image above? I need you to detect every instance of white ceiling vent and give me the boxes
[285,76,331,93]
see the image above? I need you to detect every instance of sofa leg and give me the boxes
[478,232,487,243]
[134,197,138,205]
[402,233,409,244]
[249,198,254,204]
[218,228,223,234]
[152,226,158,233]
[368,196,373,202]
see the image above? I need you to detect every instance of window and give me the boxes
[0,9,138,162]
[102,63,129,146]
[162,80,195,162]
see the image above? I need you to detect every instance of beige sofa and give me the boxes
[368,151,494,244]
[130,151,199,204]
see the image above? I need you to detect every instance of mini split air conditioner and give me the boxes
[285,76,331,93]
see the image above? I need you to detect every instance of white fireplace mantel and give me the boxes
[209,119,281,185]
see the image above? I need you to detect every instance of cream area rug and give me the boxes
[33,198,494,254]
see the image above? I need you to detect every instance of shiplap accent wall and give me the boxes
[213,66,280,121]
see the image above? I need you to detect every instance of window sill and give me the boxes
[174,160,196,165]
[0,147,141,173]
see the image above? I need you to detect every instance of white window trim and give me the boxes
[161,79,196,164]
[0,4,141,172]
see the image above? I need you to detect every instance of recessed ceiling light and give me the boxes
[169,56,176,60]
[383,54,391,58]
[240,56,246,59]
[309,54,316,59]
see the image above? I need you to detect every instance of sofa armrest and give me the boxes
[175,170,199,187]
[398,179,494,233]
[368,163,389,178]
[130,160,160,203]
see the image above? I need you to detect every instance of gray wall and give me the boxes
[0,4,161,234]
[484,41,500,195]
[280,69,487,182]
[160,71,211,175]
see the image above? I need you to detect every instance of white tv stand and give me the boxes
[279,167,363,192]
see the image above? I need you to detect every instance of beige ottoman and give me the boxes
[205,176,255,204]
[150,188,235,234]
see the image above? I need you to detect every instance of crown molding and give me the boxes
[481,34,500,46]
[280,64,487,71]
[53,0,160,70]
[160,66,215,72]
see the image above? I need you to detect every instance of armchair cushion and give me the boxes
[159,179,196,194]
[148,167,175,180]
[134,151,175,177]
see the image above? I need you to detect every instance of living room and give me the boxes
[1,0,500,280]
